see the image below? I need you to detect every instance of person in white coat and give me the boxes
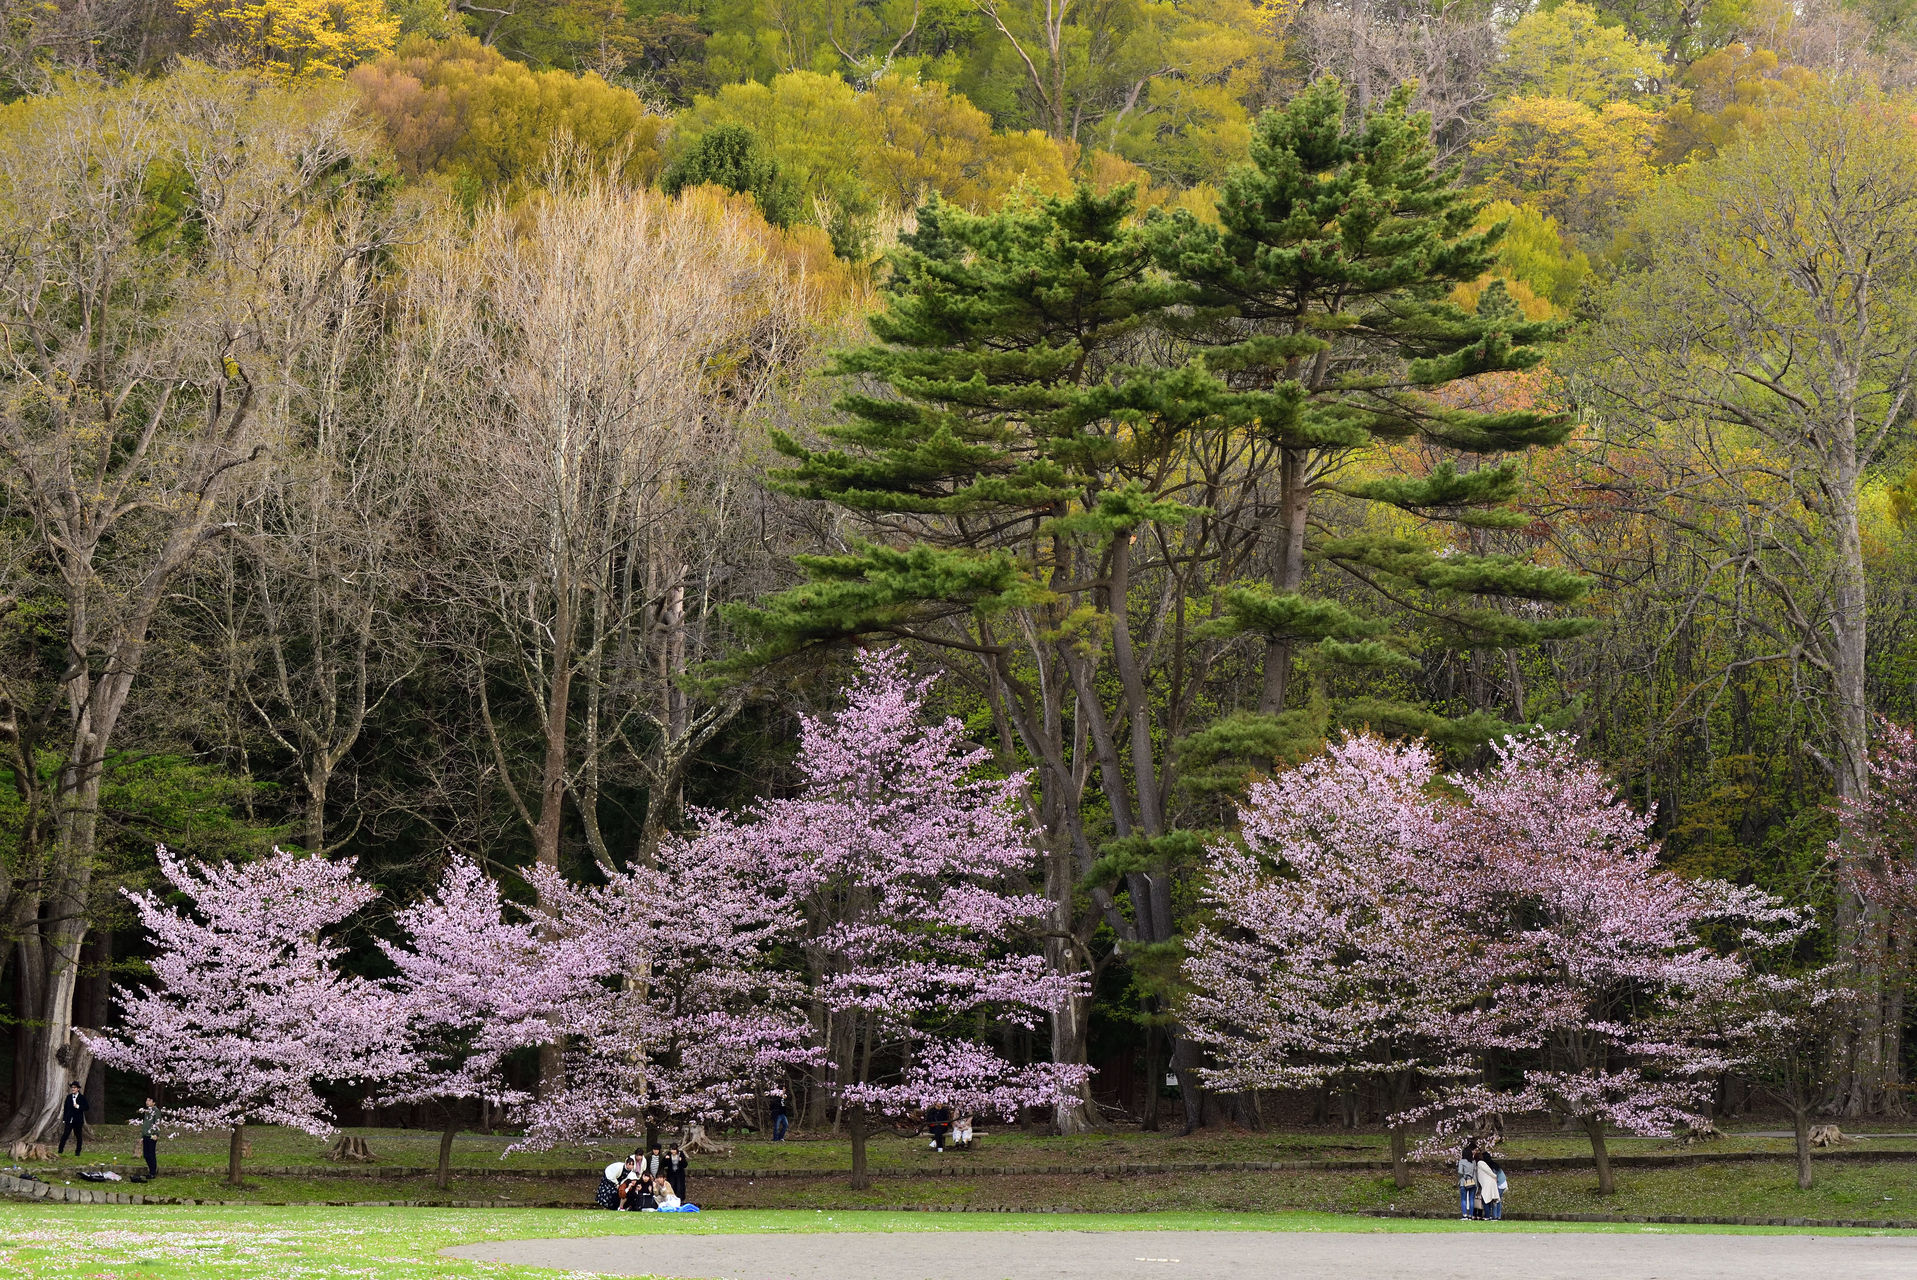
[1475,1150,1504,1221]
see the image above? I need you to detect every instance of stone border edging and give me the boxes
[0,1170,149,1205]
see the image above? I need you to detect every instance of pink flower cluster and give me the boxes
[1187,732,1805,1144]
[92,650,1088,1143]
[693,649,1090,1122]
[374,856,554,1115]
[86,847,410,1136]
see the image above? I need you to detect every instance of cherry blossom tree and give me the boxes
[88,846,408,1186]
[743,649,1090,1188]
[377,857,555,1189]
[1713,963,1853,1190]
[512,837,817,1155]
[1834,717,1917,1104]
[1182,735,1526,1188]
[1438,735,1797,1195]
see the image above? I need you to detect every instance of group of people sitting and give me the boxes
[1456,1138,1508,1220]
[920,1104,974,1151]
[595,1143,696,1212]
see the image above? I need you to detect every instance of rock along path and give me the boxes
[444,1227,1917,1279]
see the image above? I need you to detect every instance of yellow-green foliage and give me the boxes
[1657,44,1819,162]
[1473,199,1590,312]
[1092,0,1270,186]
[349,35,665,202]
[1492,2,1666,107]
[1083,149,1219,221]
[672,70,1071,215]
[176,0,398,77]
[1471,95,1658,243]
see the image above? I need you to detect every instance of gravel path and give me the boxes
[444,1227,1917,1279]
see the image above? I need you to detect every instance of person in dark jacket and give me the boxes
[769,1095,790,1141]
[136,1097,161,1177]
[924,1103,953,1152]
[58,1082,88,1156]
[665,1146,688,1200]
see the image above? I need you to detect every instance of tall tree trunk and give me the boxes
[303,757,331,855]
[0,775,98,1145]
[1831,478,1885,1116]
[9,945,38,1117]
[1791,1101,1813,1191]
[1042,832,1098,1135]
[1259,448,1311,715]
[1389,1121,1410,1190]
[533,596,577,1096]
[1048,980,1098,1134]
[1169,1035,1205,1134]
[1141,1023,1161,1132]
[437,1111,460,1191]
[847,1103,869,1190]
[1581,1116,1614,1196]
[79,931,109,1133]
[228,1123,246,1188]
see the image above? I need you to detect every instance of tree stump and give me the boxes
[325,1134,378,1162]
[1676,1121,1722,1145]
[8,1140,51,1162]
[680,1123,731,1156]
[1809,1124,1848,1147]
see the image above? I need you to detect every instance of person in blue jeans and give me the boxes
[1457,1140,1479,1219]
[770,1095,789,1141]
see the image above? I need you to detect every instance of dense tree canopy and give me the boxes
[5,0,1917,1159]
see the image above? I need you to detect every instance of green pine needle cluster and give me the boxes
[728,75,1591,792]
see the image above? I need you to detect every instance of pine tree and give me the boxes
[724,84,1590,1129]
[724,181,1194,662]
[722,182,1229,1130]
[1157,78,1590,774]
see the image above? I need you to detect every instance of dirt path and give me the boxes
[444,1227,1917,1279]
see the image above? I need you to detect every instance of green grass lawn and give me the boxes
[704,1159,1917,1222]
[15,1153,1917,1228]
[57,1121,1917,1179]
[21,1123,1917,1220]
[0,1205,1908,1280]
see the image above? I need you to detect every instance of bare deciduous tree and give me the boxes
[1292,0,1501,158]
[1575,85,1917,1114]
[195,192,425,856]
[424,178,808,866]
[0,67,390,1143]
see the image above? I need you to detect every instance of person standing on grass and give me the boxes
[1475,1147,1503,1221]
[1457,1140,1479,1219]
[770,1094,790,1142]
[135,1097,161,1177]
[665,1145,688,1201]
[58,1082,88,1156]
